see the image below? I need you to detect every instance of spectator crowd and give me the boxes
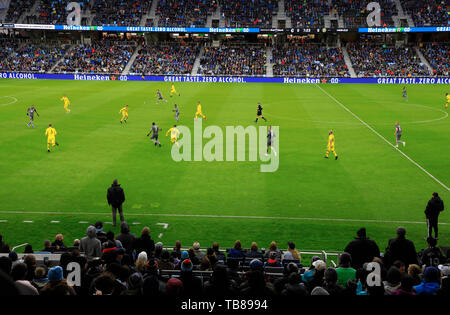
[420,42,450,77]
[0,224,449,297]
[272,43,350,77]
[157,0,218,27]
[348,42,431,77]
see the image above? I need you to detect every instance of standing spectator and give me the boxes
[344,228,380,269]
[173,240,182,258]
[425,192,444,239]
[23,255,37,281]
[0,235,9,253]
[419,237,446,267]
[383,227,418,268]
[158,250,175,270]
[336,252,356,288]
[0,256,12,275]
[414,266,441,295]
[106,230,122,249]
[116,222,135,258]
[107,179,125,227]
[133,227,155,257]
[79,225,102,261]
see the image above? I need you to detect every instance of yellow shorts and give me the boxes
[327,145,335,151]
[171,137,177,143]
[47,137,56,146]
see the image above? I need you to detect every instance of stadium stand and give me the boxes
[285,0,331,28]
[0,41,69,73]
[198,43,267,76]
[2,0,34,23]
[91,0,151,27]
[53,41,135,74]
[219,0,278,28]
[0,225,449,296]
[419,42,450,77]
[401,0,449,27]
[156,0,218,27]
[331,0,398,27]
[347,42,431,77]
[272,43,350,77]
[130,42,200,75]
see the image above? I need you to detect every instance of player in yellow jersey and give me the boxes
[45,123,59,152]
[166,124,180,148]
[170,83,180,97]
[325,130,338,160]
[445,93,449,109]
[194,101,207,120]
[61,94,70,113]
[119,105,129,124]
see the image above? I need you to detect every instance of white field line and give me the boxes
[0,96,18,106]
[315,84,450,192]
[0,210,449,225]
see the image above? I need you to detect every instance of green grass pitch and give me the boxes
[0,79,449,256]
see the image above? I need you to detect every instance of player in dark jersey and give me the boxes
[395,121,405,148]
[173,104,180,122]
[402,86,408,102]
[266,125,277,156]
[147,122,162,147]
[255,102,267,123]
[156,89,168,104]
[26,105,39,128]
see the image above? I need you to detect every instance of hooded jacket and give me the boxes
[80,226,102,260]
[425,196,444,218]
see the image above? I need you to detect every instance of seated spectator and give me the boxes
[407,264,423,286]
[206,248,218,267]
[121,272,144,295]
[239,269,276,297]
[284,241,301,262]
[203,263,238,297]
[392,260,406,274]
[323,267,345,296]
[133,227,155,258]
[40,266,76,296]
[264,241,282,260]
[305,259,327,293]
[193,242,205,262]
[11,263,38,295]
[212,242,226,262]
[32,266,49,292]
[173,240,182,259]
[165,277,184,297]
[246,242,263,259]
[200,257,212,271]
[414,266,441,295]
[228,240,244,258]
[344,228,380,269]
[391,274,416,296]
[264,252,282,267]
[24,245,34,254]
[281,272,309,296]
[180,259,203,297]
[158,250,175,270]
[40,240,54,253]
[51,234,68,252]
[336,252,356,288]
[383,266,401,295]
[23,255,37,282]
[91,272,122,295]
[106,231,122,249]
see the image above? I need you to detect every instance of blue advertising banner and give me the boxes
[1,72,449,85]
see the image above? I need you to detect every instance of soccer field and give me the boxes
[0,79,449,254]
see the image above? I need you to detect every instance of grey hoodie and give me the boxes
[80,225,102,260]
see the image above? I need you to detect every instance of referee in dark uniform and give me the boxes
[425,192,444,239]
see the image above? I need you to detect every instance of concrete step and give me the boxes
[191,46,205,76]
[122,45,141,76]
[342,46,357,78]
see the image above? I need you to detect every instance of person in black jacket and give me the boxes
[425,192,444,239]
[107,179,125,227]
[344,228,380,269]
[383,227,418,269]
[133,227,155,258]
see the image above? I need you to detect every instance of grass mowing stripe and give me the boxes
[315,84,450,192]
[0,210,449,225]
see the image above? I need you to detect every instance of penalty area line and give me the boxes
[0,210,448,226]
[315,84,450,192]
